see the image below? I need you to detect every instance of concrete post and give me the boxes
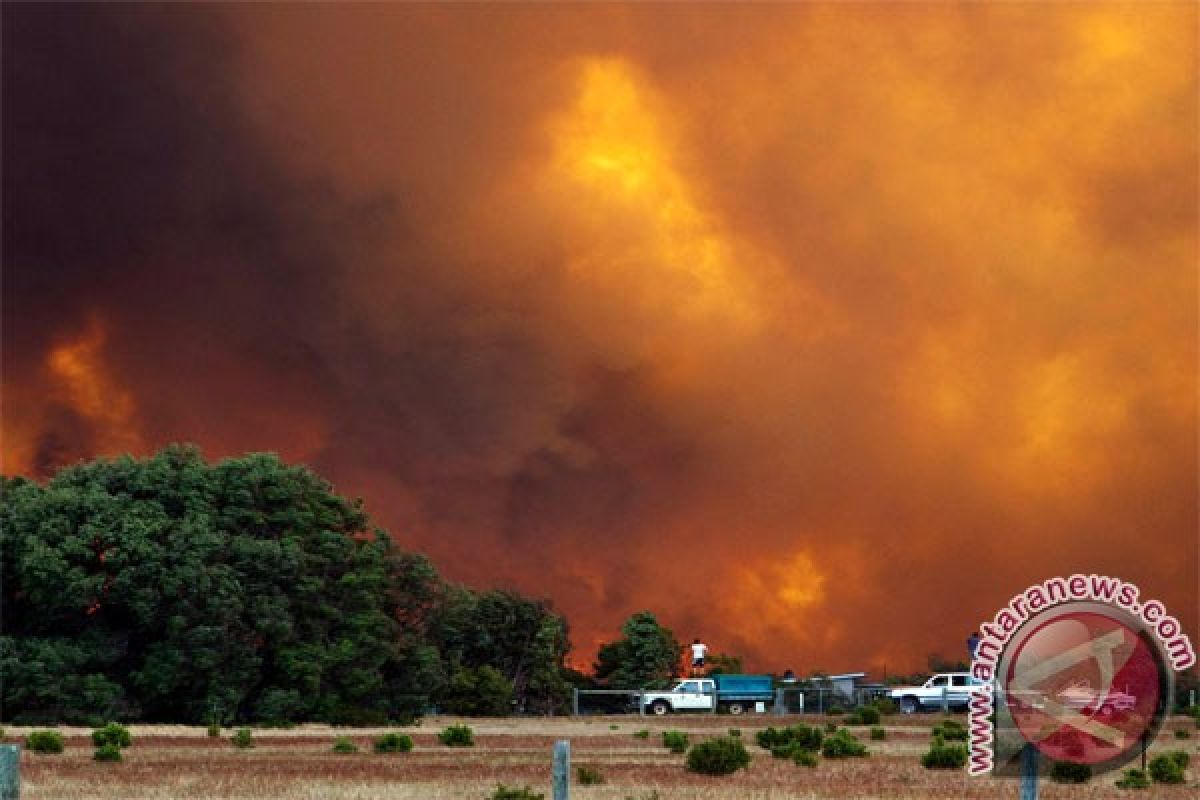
[1019,743,1038,800]
[553,740,570,800]
[0,745,18,800]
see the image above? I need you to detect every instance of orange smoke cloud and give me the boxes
[4,2,1196,674]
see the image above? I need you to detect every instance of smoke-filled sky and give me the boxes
[4,3,1197,674]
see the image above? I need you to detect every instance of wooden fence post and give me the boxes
[553,740,570,800]
[0,744,18,800]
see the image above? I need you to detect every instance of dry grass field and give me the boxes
[7,714,1197,799]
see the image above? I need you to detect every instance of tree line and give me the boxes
[0,446,690,725]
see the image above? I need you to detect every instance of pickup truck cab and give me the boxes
[890,672,983,714]
[639,674,774,715]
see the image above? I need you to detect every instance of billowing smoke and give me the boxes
[4,3,1196,673]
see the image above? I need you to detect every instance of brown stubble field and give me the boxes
[8,714,1197,799]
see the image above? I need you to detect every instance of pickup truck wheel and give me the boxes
[900,696,920,715]
[650,700,671,716]
[727,702,745,715]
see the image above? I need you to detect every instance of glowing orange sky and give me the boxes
[4,3,1196,674]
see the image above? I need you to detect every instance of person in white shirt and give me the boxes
[690,638,708,675]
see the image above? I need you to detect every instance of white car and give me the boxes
[890,672,984,714]
[1056,682,1137,713]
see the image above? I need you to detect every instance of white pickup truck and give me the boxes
[638,674,774,715]
[889,672,983,714]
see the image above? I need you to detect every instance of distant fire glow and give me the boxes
[4,3,1196,673]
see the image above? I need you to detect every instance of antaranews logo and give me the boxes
[968,575,1195,777]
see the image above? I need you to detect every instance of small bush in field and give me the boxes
[932,719,967,741]
[373,732,413,753]
[439,724,474,747]
[231,728,254,749]
[870,726,886,740]
[1148,751,1188,784]
[26,731,64,754]
[857,706,881,725]
[93,743,122,762]
[491,785,543,800]
[332,736,359,753]
[792,748,818,767]
[91,723,132,749]
[727,728,741,737]
[576,765,605,785]
[845,711,863,725]
[1049,761,1091,783]
[686,736,751,775]
[821,729,867,758]
[1174,728,1190,739]
[824,721,838,733]
[632,729,650,739]
[872,697,898,715]
[206,723,221,738]
[921,741,967,769]
[1115,768,1151,789]
[662,730,688,753]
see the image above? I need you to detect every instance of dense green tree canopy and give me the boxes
[0,446,572,723]
[593,611,681,689]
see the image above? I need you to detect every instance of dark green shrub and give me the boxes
[438,666,514,716]
[231,728,254,749]
[1049,761,1091,783]
[1115,768,1151,789]
[1174,728,1190,739]
[439,724,474,747]
[491,785,543,800]
[632,729,650,739]
[757,723,822,752]
[91,723,132,749]
[871,697,898,715]
[26,731,65,754]
[1148,751,1188,784]
[662,730,689,753]
[827,706,844,715]
[824,721,838,733]
[609,724,619,730]
[206,724,221,738]
[93,743,122,762]
[792,749,818,767]
[686,736,751,775]
[921,742,967,769]
[771,742,801,759]
[821,729,867,758]
[727,728,741,737]
[332,736,359,753]
[857,706,881,725]
[576,765,605,785]
[870,726,886,740]
[932,719,967,741]
[755,726,786,748]
[845,711,863,725]
[373,732,413,753]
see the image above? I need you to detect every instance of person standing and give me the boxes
[690,638,708,676]
[967,631,981,662]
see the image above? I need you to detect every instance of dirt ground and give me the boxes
[7,713,1197,799]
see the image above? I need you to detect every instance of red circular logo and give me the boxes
[1004,610,1162,764]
